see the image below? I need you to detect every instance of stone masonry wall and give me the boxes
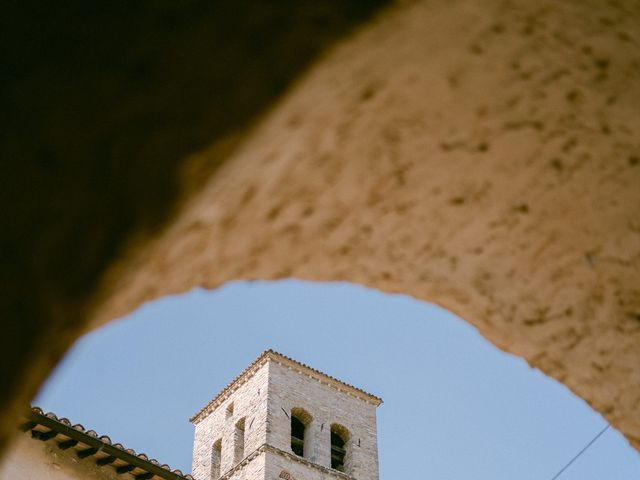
[266,360,379,480]
[264,449,351,480]
[224,451,266,480]
[192,362,270,480]
[0,435,119,480]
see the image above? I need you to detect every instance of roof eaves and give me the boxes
[23,407,192,480]
[190,349,272,423]
[190,349,382,424]
[267,350,383,405]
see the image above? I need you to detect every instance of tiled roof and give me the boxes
[21,407,192,480]
[191,349,382,424]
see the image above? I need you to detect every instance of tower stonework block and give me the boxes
[191,351,382,480]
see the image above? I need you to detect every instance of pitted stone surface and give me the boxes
[1,0,639,458]
[96,0,640,451]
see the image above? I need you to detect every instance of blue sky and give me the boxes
[36,280,639,479]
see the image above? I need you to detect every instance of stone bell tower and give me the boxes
[190,350,382,480]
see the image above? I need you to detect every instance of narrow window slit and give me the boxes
[234,418,245,464]
[211,439,221,479]
[290,407,313,459]
[291,416,305,457]
[330,424,350,472]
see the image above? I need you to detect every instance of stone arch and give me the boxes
[290,407,313,426]
[1,0,639,458]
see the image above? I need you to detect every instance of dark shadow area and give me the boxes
[291,416,305,457]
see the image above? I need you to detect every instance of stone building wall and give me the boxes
[266,361,379,480]
[264,449,351,480]
[192,362,270,480]
[0,435,119,480]
[223,451,266,480]
[192,353,380,480]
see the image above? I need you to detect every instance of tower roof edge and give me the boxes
[190,349,382,424]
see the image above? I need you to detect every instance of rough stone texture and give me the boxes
[97,0,640,451]
[192,362,270,479]
[266,361,379,480]
[192,353,380,480]
[0,434,120,480]
[1,0,639,461]
[222,452,266,480]
[265,449,351,480]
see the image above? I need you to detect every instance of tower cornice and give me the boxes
[190,350,382,424]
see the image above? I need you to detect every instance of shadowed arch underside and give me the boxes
[1,0,639,459]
